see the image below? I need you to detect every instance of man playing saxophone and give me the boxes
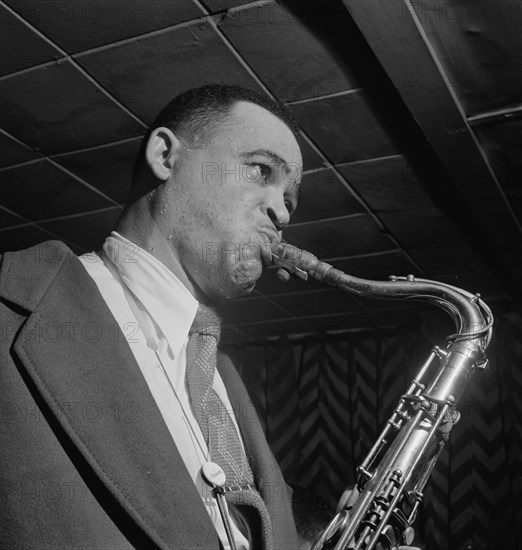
[1,84,426,549]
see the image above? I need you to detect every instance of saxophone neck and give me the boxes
[271,242,494,352]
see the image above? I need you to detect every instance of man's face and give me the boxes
[161,101,302,302]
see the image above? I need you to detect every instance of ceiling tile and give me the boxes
[290,92,398,164]
[219,2,359,103]
[0,4,61,76]
[475,119,522,226]
[52,138,142,204]
[379,207,463,249]
[0,160,113,220]
[272,288,362,318]
[409,243,490,278]
[0,207,27,229]
[438,270,509,302]
[220,318,314,343]
[337,155,432,211]
[76,21,261,124]
[304,304,430,334]
[353,296,423,315]
[291,168,365,224]
[201,1,256,12]
[38,207,122,252]
[297,135,325,172]
[0,224,60,253]
[217,294,290,324]
[413,0,522,115]
[283,215,396,259]
[0,61,144,155]
[0,131,39,168]
[4,0,203,53]
[301,309,389,333]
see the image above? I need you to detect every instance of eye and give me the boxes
[244,163,270,182]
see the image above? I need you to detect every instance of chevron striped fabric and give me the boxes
[226,310,522,550]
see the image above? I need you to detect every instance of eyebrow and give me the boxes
[240,149,288,166]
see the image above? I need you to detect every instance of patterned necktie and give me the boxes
[186,304,272,549]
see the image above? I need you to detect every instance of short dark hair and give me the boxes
[133,84,301,181]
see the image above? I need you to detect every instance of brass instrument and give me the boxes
[271,242,493,550]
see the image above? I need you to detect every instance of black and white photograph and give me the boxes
[1,1,521,549]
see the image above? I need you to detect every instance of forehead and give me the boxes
[213,101,302,168]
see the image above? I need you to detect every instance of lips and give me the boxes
[258,230,280,266]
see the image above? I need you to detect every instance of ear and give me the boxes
[145,127,182,181]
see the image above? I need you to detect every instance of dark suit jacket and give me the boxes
[0,241,298,550]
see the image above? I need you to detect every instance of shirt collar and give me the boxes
[101,231,198,356]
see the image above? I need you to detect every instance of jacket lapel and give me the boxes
[3,243,219,549]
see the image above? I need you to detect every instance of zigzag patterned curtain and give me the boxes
[225,311,522,550]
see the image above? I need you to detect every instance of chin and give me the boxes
[222,262,262,300]
[208,280,256,304]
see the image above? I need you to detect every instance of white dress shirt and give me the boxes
[79,231,249,549]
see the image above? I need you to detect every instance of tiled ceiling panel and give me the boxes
[290,91,398,164]
[270,288,363,318]
[0,207,27,229]
[300,305,422,334]
[409,243,489,277]
[201,0,256,12]
[0,131,39,168]
[221,317,314,342]
[297,136,325,172]
[412,0,522,115]
[217,294,291,324]
[438,270,509,301]
[0,4,61,76]
[0,61,145,155]
[475,119,522,225]
[378,207,464,248]
[4,0,203,53]
[0,0,519,336]
[291,168,365,224]
[220,1,360,103]
[0,223,61,253]
[337,155,432,211]
[284,215,396,259]
[38,207,122,252]
[76,21,260,124]
[0,160,114,220]
[52,138,142,204]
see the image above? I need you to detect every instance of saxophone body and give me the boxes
[271,243,494,550]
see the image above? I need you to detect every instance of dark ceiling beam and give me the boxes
[341,0,522,292]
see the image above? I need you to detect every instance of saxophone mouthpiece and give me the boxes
[271,243,309,282]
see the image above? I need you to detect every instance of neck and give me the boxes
[115,199,202,301]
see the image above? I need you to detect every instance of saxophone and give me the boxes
[270,242,494,550]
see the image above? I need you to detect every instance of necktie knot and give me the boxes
[190,303,221,340]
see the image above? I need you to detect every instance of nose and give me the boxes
[267,206,289,232]
[266,190,290,231]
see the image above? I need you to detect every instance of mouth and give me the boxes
[258,230,280,266]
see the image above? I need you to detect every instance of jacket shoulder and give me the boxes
[0,240,78,311]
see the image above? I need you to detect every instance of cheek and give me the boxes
[208,190,256,232]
